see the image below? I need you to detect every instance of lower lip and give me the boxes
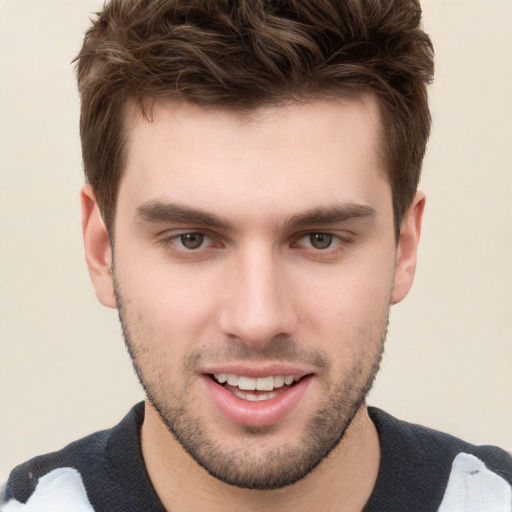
[201,375,312,428]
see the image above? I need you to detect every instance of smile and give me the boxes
[212,374,301,402]
[203,371,312,427]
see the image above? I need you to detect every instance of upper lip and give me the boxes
[199,363,313,379]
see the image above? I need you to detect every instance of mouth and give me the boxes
[202,370,313,427]
[211,373,302,402]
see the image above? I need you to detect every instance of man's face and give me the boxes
[84,97,420,489]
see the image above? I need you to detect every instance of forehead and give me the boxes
[118,96,390,225]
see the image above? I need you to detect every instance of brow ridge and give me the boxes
[284,203,376,229]
[136,200,376,231]
[136,200,233,229]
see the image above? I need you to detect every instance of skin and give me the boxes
[82,96,424,512]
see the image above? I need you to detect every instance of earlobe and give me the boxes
[81,184,117,309]
[391,192,426,305]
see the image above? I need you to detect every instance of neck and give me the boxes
[141,402,380,512]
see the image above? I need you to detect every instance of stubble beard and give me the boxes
[114,281,386,490]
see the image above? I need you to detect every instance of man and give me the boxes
[1,0,511,511]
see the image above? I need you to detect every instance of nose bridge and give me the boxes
[218,241,297,347]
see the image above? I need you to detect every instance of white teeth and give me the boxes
[238,376,257,390]
[232,389,279,401]
[259,392,277,400]
[256,376,274,391]
[273,375,285,388]
[213,373,300,391]
[226,374,239,386]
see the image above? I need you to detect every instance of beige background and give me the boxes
[0,0,511,478]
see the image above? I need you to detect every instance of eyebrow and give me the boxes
[136,200,233,230]
[135,200,376,231]
[283,203,376,228]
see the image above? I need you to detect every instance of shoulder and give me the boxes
[0,403,164,512]
[1,427,111,508]
[366,407,512,512]
[369,407,512,480]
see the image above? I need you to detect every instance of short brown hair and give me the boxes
[76,0,434,236]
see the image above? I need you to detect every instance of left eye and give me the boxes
[178,232,208,249]
[299,233,336,250]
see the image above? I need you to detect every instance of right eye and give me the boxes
[157,229,225,261]
[177,232,207,250]
[295,232,342,250]
[304,233,334,250]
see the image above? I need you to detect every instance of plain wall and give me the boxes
[1,0,511,478]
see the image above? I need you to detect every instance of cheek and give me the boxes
[116,257,223,345]
[288,266,393,375]
[294,259,395,330]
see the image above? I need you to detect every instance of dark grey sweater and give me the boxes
[3,403,511,511]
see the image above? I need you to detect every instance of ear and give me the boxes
[391,191,426,305]
[81,184,116,309]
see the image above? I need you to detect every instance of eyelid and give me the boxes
[156,228,353,256]
[293,231,352,248]
[158,229,219,250]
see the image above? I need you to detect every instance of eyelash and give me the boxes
[157,230,352,257]
[293,232,351,250]
[159,231,216,251]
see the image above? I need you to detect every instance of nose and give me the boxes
[218,243,298,348]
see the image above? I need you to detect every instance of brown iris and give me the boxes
[180,233,205,249]
[309,233,333,249]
